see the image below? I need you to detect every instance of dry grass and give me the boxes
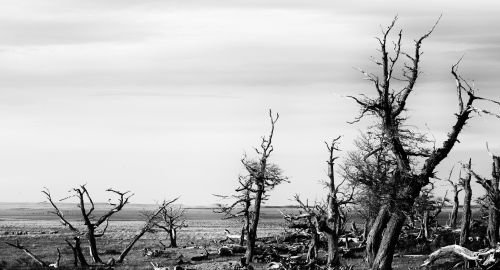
[0,205,460,269]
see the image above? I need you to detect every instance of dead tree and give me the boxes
[214,176,254,246]
[284,137,353,269]
[341,129,396,265]
[43,185,172,266]
[460,158,473,246]
[283,198,323,266]
[43,185,131,263]
[65,236,88,267]
[422,244,500,269]
[348,16,500,270]
[446,167,462,228]
[413,186,448,240]
[115,199,174,264]
[152,203,188,248]
[469,145,500,247]
[242,110,287,265]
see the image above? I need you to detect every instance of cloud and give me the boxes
[0,0,499,204]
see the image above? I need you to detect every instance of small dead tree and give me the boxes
[242,110,288,265]
[153,203,188,248]
[446,167,463,228]
[469,145,500,247]
[460,158,473,246]
[43,185,172,266]
[413,185,448,240]
[284,137,353,269]
[214,176,254,246]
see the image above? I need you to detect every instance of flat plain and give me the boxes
[1,203,465,269]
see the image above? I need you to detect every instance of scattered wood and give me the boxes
[421,244,500,268]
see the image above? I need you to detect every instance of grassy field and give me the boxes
[0,203,477,269]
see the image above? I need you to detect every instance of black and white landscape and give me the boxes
[1,1,500,269]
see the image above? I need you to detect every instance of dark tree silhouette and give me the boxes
[349,16,500,270]
[242,110,287,265]
[42,185,172,266]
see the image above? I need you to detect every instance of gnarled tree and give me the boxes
[242,110,287,265]
[341,128,396,265]
[152,203,187,248]
[469,145,500,247]
[43,185,172,266]
[284,137,353,269]
[349,16,500,270]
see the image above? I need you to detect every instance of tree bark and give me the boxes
[488,156,500,247]
[326,231,339,269]
[245,181,264,264]
[74,237,88,266]
[422,210,430,240]
[487,204,499,247]
[460,159,472,246]
[306,225,319,264]
[450,192,460,228]
[169,229,178,248]
[87,228,101,263]
[371,211,406,270]
[366,205,390,266]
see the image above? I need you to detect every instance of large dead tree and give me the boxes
[242,110,287,265]
[460,158,473,246]
[43,185,172,266]
[469,145,500,247]
[348,16,500,270]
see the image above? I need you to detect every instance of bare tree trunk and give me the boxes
[460,159,472,246]
[450,193,460,228]
[240,226,245,246]
[87,228,101,263]
[489,157,500,247]
[366,205,390,266]
[487,204,499,247]
[422,210,430,240]
[326,232,339,269]
[169,229,178,248]
[306,226,319,264]
[116,229,147,263]
[371,211,406,270]
[66,237,88,267]
[245,182,264,264]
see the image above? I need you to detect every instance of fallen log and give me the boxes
[421,244,499,268]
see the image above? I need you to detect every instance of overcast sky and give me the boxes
[1,0,499,205]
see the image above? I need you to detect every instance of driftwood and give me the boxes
[421,244,500,268]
